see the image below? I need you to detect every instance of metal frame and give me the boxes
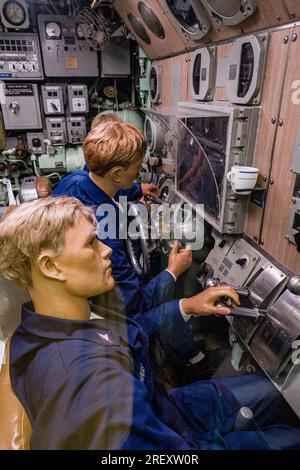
[225,33,269,105]
[176,101,260,234]
[162,0,211,40]
[190,46,216,101]
[201,0,257,26]
[148,62,162,104]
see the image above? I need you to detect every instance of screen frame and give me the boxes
[175,101,236,233]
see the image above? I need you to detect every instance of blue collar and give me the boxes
[80,174,118,208]
[18,296,143,344]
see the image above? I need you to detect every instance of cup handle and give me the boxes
[227,171,233,183]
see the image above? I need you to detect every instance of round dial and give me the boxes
[76,22,91,39]
[45,21,61,39]
[3,0,26,26]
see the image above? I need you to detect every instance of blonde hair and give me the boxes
[90,113,122,130]
[0,196,97,288]
[83,121,147,177]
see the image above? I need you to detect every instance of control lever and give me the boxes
[204,277,250,298]
[227,306,265,321]
[204,278,264,321]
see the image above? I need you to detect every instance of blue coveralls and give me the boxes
[52,172,201,365]
[10,300,300,450]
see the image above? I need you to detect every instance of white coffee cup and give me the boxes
[227,166,259,195]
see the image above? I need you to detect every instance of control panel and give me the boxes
[200,234,261,288]
[42,84,65,115]
[0,33,43,80]
[67,84,89,114]
[37,14,98,77]
[45,117,67,145]
[66,116,86,144]
[1,83,42,129]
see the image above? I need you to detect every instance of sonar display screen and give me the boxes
[176,116,229,222]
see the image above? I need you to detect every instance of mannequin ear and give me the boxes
[110,166,124,184]
[36,250,66,282]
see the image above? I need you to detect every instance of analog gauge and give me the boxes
[76,22,91,39]
[45,21,61,39]
[3,0,26,26]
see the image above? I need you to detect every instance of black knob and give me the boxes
[236,257,247,268]
[32,138,41,147]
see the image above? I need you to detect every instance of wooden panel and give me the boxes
[283,0,300,19]
[114,1,291,59]
[113,0,186,60]
[214,43,232,101]
[245,28,291,243]
[155,58,171,107]
[259,25,300,271]
[158,0,290,52]
[152,54,190,107]
[171,53,190,102]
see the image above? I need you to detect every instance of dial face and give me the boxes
[3,0,26,26]
[76,22,91,39]
[45,21,61,39]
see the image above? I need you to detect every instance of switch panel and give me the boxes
[45,117,67,145]
[66,116,87,144]
[67,84,89,114]
[42,84,65,115]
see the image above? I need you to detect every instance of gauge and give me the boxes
[3,0,26,26]
[45,21,61,39]
[76,22,91,39]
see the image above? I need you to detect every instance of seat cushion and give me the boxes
[0,338,31,450]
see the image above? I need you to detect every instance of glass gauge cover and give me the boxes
[76,22,91,39]
[3,0,26,26]
[45,21,61,39]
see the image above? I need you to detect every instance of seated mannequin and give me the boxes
[0,196,299,450]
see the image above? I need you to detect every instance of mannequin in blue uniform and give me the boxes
[52,121,190,317]
[1,196,299,450]
[53,120,208,366]
[54,113,158,207]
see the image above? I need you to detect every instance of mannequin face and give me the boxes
[50,215,115,298]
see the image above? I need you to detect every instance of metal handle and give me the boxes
[8,101,20,115]
[228,306,265,321]
[205,278,250,297]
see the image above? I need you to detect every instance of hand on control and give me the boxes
[141,183,159,197]
[181,286,240,316]
[167,240,192,279]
